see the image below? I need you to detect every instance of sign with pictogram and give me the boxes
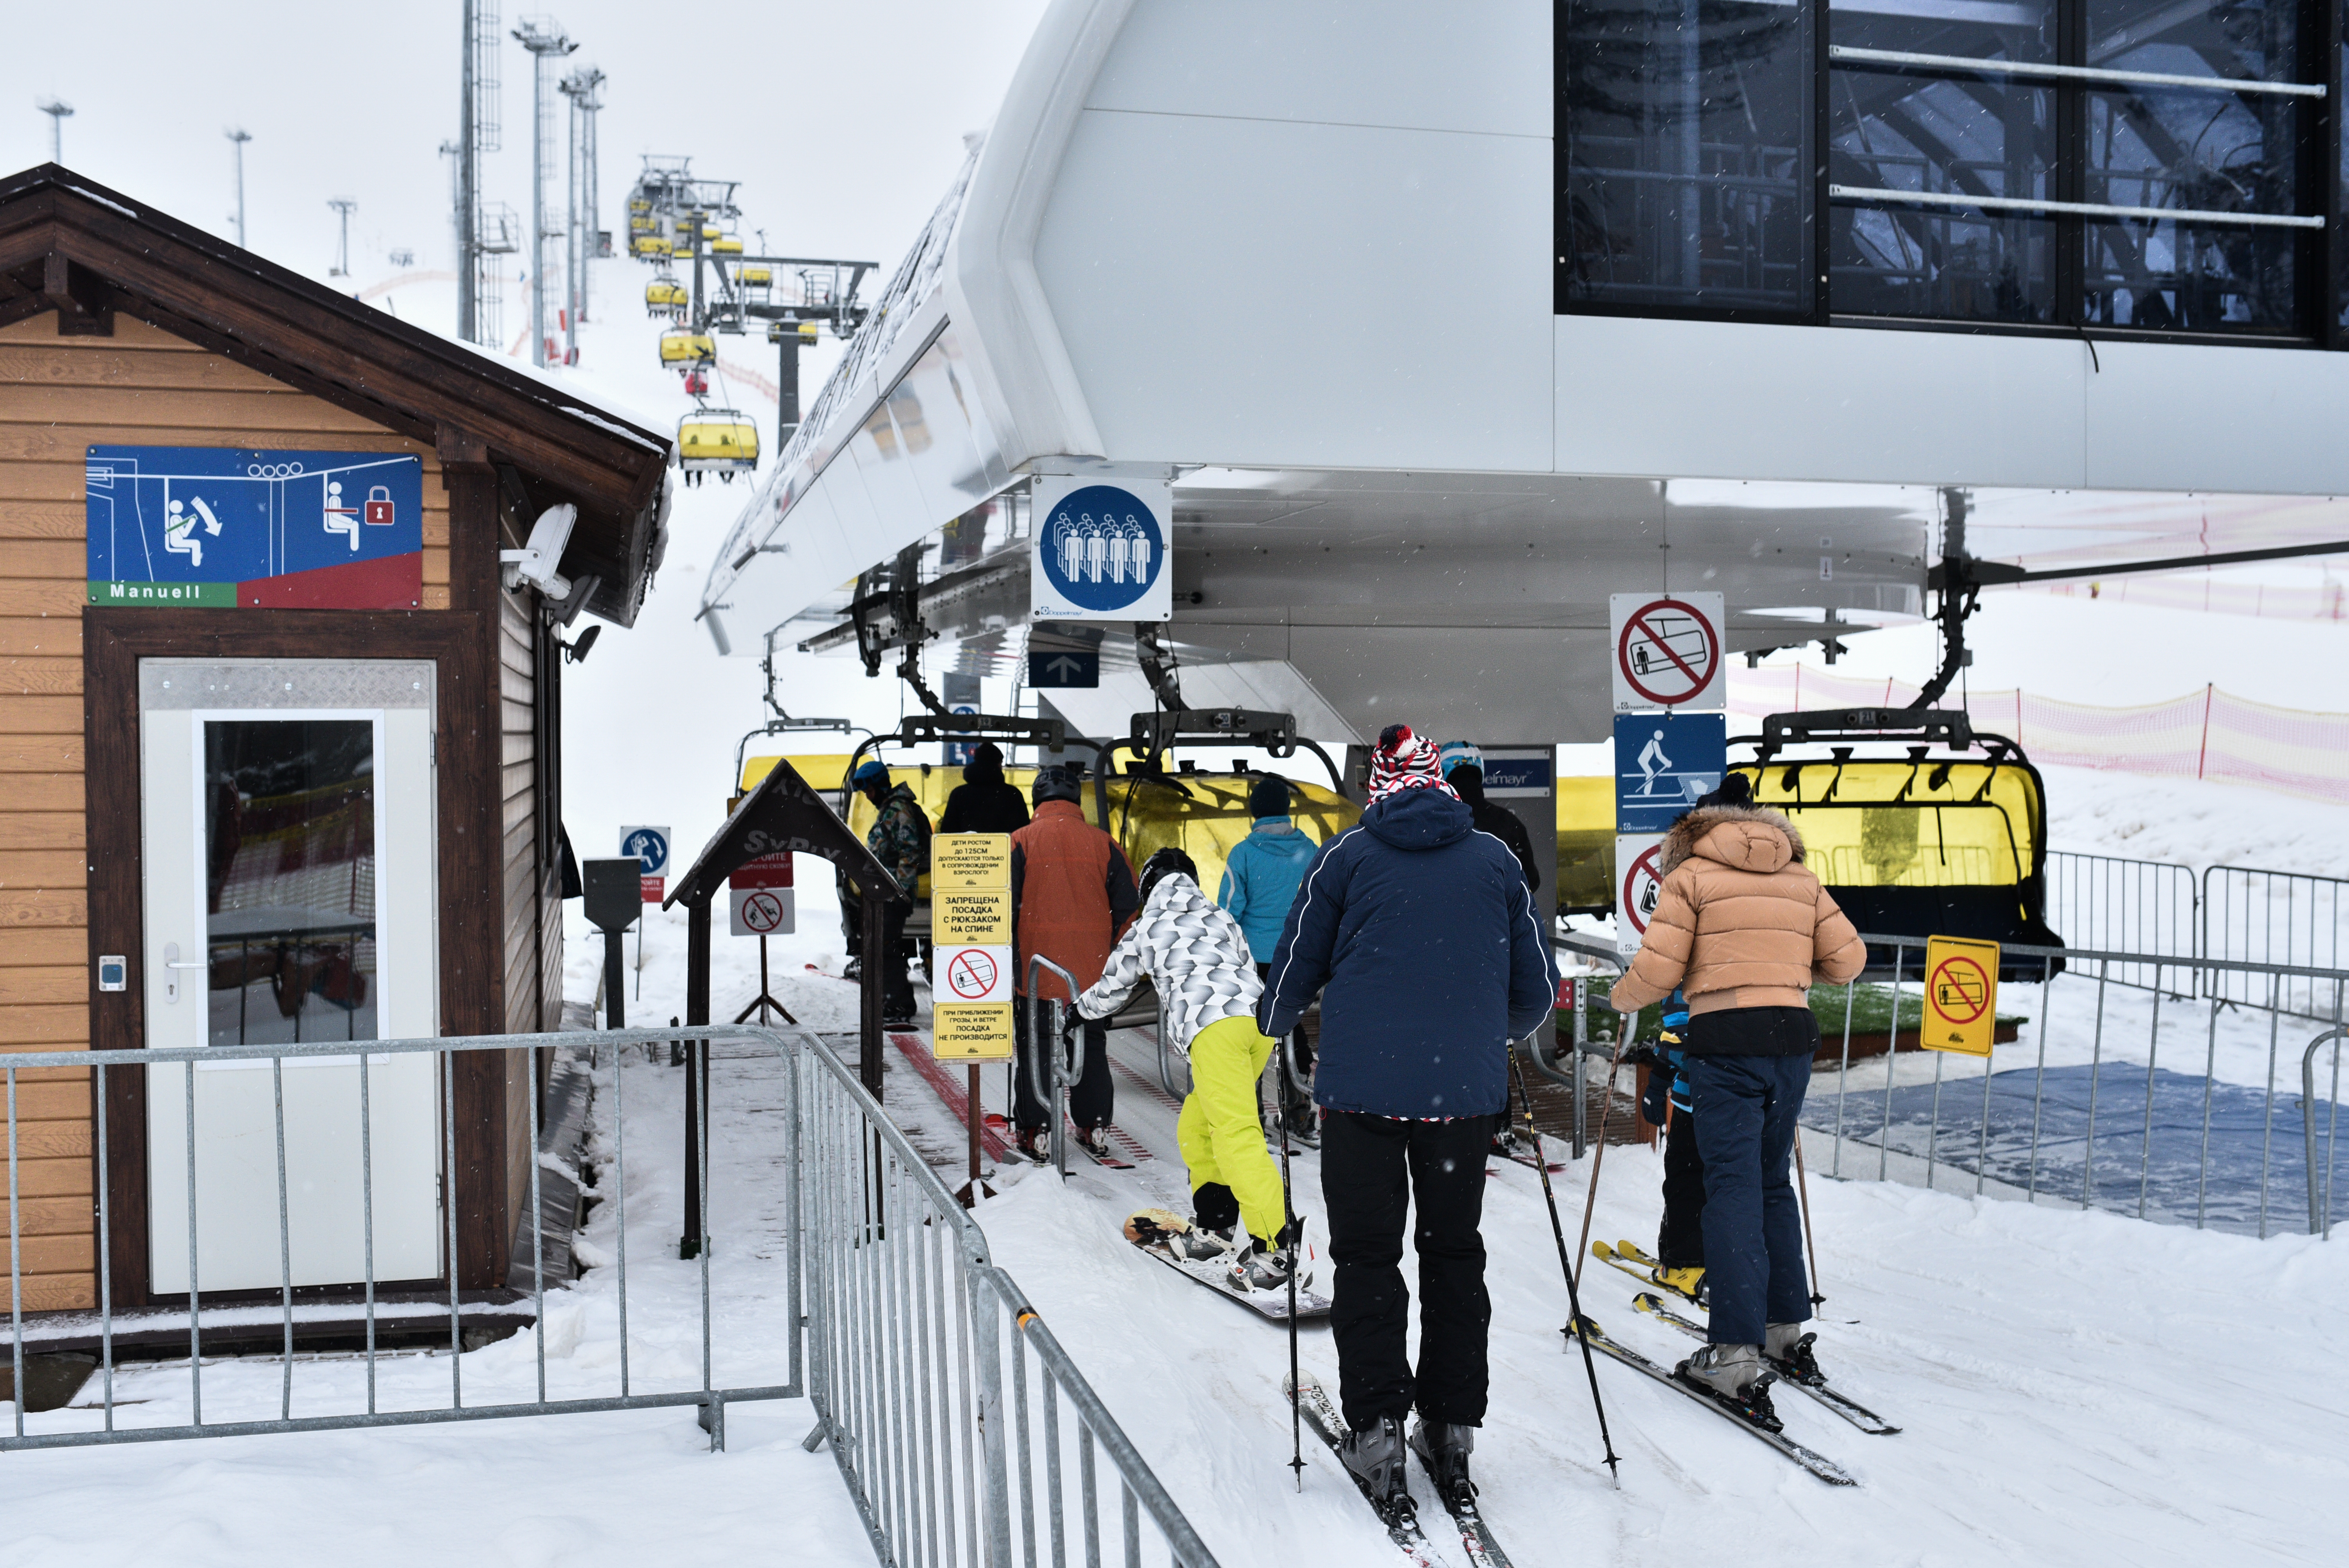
[1030,474,1173,624]
[1612,711,1728,833]
[1610,592,1725,711]
[1614,833,1666,956]
[942,944,1012,1003]
[1923,935,2000,1056]
[622,825,671,903]
[931,835,1015,1058]
[730,886,795,937]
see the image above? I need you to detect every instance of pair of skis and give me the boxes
[1287,1373,1511,1568]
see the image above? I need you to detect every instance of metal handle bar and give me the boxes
[1026,954,1080,1176]
[2304,1025,2347,1237]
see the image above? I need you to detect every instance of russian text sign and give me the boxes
[931,834,1015,1058]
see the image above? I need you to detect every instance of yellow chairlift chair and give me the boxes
[676,407,760,486]
[643,276,687,320]
[658,330,716,368]
[632,233,671,259]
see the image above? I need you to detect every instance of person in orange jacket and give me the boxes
[1009,766,1138,1162]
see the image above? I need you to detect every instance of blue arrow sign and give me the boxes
[1613,713,1727,833]
[1027,649,1100,688]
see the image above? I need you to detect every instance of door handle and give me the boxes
[162,941,206,1004]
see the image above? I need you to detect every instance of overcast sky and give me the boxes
[2,0,1052,287]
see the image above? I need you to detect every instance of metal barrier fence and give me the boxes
[1813,936,2347,1239]
[2204,866,2349,1020]
[4,1023,1219,1568]
[2044,850,2198,992]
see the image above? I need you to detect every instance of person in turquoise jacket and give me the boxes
[1220,773,1321,1139]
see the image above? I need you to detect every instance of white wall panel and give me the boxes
[1039,109,1553,472]
[2083,340,2349,496]
[1088,0,1550,137]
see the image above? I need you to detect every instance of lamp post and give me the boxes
[513,17,577,368]
[35,98,71,163]
[328,197,356,277]
[225,127,253,249]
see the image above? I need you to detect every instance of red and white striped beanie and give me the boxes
[1368,724,1458,804]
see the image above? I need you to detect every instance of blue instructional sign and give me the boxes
[86,446,425,609]
[1027,649,1100,688]
[1030,478,1170,619]
[1613,712,1727,833]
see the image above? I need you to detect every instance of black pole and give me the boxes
[859,887,886,1097]
[1511,1041,1622,1486]
[681,1018,702,1260]
[601,927,625,1031]
[687,897,711,1034]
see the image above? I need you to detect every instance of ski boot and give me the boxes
[1339,1414,1413,1519]
[1283,1100,1321,1150]
[1650,1261,1707,1307]
[1073,1124,1114,1162]
[1013,1127,1051,1165]
[1674,1343,1782,1433]
[1408,1418,1476,1510]
[1765,1322,1826,1386]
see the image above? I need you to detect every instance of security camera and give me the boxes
[500,503,577,597]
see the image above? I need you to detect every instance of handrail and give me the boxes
[1828,43,2329,98]
[1855,933,2349,984]
[1829,183,2326,231]
[1026,953,1081,1176]
[2304,1026,2347,1238]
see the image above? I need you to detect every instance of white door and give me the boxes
[140,658,442,1292]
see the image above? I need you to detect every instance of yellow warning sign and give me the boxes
[934,887,1011,945]
[932,1001,1015,1060]
[931,832,1012,891]
[1922,935,1999,1057]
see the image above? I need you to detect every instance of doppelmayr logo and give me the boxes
[1036,484,1165,613]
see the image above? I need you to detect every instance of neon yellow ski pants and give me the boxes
[1177,1014,1284,1245]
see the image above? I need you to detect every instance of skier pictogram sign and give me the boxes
[1923,935,2000,1057]
[1614,834,1666,955]
[738,889,789,934]
[1610,592,1725,711]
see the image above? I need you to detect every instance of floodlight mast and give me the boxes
[559,64,604,361]
[35,98,72,163]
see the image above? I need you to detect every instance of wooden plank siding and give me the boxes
[0,310,458,1312]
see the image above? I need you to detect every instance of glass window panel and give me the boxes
[1828,0,2060,321]
[2082,0,2306,333]
[204,718,379,1047]
[1561,0,1813,315]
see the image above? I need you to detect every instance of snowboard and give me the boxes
[1123,1209,1331,1323]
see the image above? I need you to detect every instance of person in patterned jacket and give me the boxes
[854,759,932,1026]
[1076,848,1303,1290]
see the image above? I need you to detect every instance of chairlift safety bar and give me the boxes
[1828,44,2328,98]
[1830,183,2326,230]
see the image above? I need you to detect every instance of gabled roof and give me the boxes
[0,164,673,626]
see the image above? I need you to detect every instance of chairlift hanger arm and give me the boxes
[1931,536,2349,588]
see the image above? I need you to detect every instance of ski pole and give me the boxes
[1512,1040,1622,1486]
[1794,1128,1824,1308]
[1275,1063,1304,1491]
[1572,1028,1629,1290]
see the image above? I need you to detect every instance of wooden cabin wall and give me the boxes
[0,311,449,1311]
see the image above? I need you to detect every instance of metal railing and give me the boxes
[5,1023,1219,1568]
[1810,936,2347,1239]
[2204,866,2349,1020]
[2044,850,2198,992]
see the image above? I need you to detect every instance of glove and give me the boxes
[1060,1009,1082,1048]
[1639,1063,1674,1128]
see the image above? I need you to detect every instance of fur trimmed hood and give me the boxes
[1660,804,1805,878]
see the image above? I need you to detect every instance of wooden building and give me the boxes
[0,166,671,1324]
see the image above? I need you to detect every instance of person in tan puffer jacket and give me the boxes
[1609,782,1865,1428]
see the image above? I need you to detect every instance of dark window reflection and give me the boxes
[1561,0,1813,315]
[2081,1,2303,333]
[204,719,378,1047]
[1828,0,2058,322]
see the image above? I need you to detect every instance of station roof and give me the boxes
[0,164,674,626]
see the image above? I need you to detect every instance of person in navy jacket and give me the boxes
[1258,724,1558,1515]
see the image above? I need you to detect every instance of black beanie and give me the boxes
[1247,773,1290,818]
[966,741,1004,783]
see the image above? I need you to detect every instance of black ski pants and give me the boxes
[1682,1051,1811,1346]
[1012,997,1112,1132]
[1320,1110,1497,1431]
[1658,1105,1706,1269]
[879,899,916,1016]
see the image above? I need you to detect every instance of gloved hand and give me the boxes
[1639,1062,1675,1128]
[1059,1009,1082,1049]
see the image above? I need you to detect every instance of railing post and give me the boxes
[972,1278,1016,1568]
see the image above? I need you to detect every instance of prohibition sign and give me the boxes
[1622,842,1665,936]
[1617,597,1721,707]
[945,948,1000,1001]
[740,890,789,934]
[1930,955,1991,1024]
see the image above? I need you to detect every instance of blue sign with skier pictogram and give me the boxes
[1613,712,1727,833]
[85,446,424,609]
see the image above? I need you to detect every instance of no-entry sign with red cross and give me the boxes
[730,886,796,937]
[1923,934,2000,1057]
[1611,592,1725,712]
[942,944,1012,1003]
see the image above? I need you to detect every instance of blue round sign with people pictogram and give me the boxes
[1037,484,1166,613]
